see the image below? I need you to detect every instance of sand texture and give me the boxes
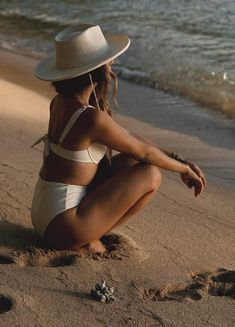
[0,49,234,327]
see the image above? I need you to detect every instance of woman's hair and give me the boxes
[51,63,118,163]
[51,63,118,116]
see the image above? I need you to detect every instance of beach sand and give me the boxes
[0,49,234,327]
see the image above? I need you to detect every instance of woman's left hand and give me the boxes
[180,160,206,197]
[185,160,207,187]
[180,169,204,197]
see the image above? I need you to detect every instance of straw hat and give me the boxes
[35,24,130,81]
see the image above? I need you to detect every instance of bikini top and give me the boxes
[31,105,107,164]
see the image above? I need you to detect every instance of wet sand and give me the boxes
[0,49,234,327]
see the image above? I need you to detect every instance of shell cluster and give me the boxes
[90,280,115,303]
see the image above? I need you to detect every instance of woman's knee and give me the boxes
[141,163,162,191]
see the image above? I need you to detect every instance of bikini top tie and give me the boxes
[31,105,107,164]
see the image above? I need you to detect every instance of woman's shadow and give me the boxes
[0,219,45,251]
[0,218,142,266]
[0,219,81,267]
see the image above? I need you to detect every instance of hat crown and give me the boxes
[55,24,109,68]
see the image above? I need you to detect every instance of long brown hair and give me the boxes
[51,63,118,163]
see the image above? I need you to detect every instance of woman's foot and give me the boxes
[84,240,107,254]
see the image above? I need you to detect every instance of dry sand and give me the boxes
[0,49,234,327]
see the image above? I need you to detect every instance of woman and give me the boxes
[31,24,206,254]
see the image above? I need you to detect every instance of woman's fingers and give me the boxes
[195,179,203,197]
[188,162,207,187]
[188,168,205,197]
[181,173,191,188]
[181,167,205,197]
[190,178,202,197]
[181,172,201,194]
[194,165,206,187]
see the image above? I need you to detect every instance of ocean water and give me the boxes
[1,0,235,119]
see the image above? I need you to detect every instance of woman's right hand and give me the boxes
[180,165,205,197]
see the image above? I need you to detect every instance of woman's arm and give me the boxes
[88,111,187,172]
[86,109,205,196]
[127,131,172,156]
[88,110,199,173]
[129,131,206,187]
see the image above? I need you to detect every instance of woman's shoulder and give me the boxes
[83,107,112,128]
[49,95,59,111]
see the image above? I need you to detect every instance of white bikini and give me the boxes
[31,105,107,239]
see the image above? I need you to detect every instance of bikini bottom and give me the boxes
[31,176,87,239]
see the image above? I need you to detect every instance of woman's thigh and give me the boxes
[44,154,141,249]
[87,153,138,192]
[110,152,138,174]
[70,162,161,246]
[44,159,161,250]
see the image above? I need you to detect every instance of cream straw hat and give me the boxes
[35,24,130,81]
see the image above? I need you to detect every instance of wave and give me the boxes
[116,66,235,120]
[1,8,235,120]
[0,10,68,38]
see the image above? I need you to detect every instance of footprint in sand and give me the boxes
[7,232,143,267]
[191,268,235,299]
[98,232,143,260]
[0,295,13,314]
[11,247,78,267]
[137,268,235,302]
[137,282,203,302]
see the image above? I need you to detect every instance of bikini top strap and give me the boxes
[58,105,94,144]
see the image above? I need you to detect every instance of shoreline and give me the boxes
[1,46,235,122]
[0,48,234,327]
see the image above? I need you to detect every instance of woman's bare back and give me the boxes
[40,95,99,185]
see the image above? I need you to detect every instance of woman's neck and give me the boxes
[74,85,94,106]
[75,83,97,105]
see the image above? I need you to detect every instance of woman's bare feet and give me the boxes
[84,240,107,254]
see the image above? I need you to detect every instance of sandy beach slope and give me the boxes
[0,49,234,327]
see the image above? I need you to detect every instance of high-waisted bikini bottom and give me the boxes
[31,176,87,239]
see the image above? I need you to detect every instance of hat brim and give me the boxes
[34,33,130,81]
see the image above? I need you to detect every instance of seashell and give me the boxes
[106,295,115,303]
[91,280,116,303]
[100,295,106,303]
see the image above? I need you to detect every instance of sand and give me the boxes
[0,49,234,327]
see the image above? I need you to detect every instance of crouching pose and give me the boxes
[31,24,206,254]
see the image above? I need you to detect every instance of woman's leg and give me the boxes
[88,153,150,232]
[109,152,138,174]
[44,156,161,252]
[78,154,159,252]
[86,153,137,193]
[82,188,157,253]
[104,188,156,232]
[73,163,161,248]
